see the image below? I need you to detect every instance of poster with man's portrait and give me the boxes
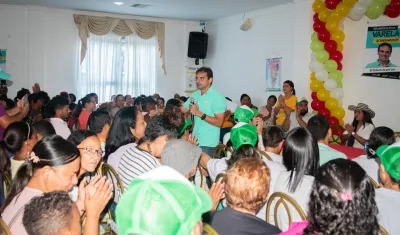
[363,25,400,79]
[266,57,281,91]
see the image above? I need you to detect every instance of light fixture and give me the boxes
[132,4,152,8]
[113,2,124,5]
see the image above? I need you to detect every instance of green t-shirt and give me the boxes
[184,86,226,147]
[365,60,397,68]
[318,143,347,165]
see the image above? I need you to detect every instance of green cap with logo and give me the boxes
[377,142,400,180]
[116,166,212,235]
[234,105,254,123]
[230,122,258,149]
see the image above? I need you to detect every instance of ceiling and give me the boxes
[0,0,293,21]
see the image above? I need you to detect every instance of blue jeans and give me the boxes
[200,146,215,157]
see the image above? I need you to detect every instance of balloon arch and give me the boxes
[309,0,399,142]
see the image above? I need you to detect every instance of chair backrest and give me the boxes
[99,163,125,202]
[258,151,273,161]
[368,176,379,189]
[0,218,11,235]
[215,172,227,184]
[379,224,389,235]
[266,192,307,230]
[203,223,219,235]
[212,144,228,159]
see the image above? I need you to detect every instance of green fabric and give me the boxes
[377,145,400,180]
[178,119,193,136]
[251,107,259,117]
[116,178,212,235]
[318,143,347,165]
[365,60,397,68]
[184,86,226,147]
[230,122,258,149]
[233,105,254,123]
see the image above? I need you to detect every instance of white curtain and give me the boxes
[78,32,156,102]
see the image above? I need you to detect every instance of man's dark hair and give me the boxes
[196,67,213,79]
[43,96,69,118]
[23,191,74,235]
[32,120,56,137]
[157,97,165,105]
[88,110,111,134]
[378,43,392,54]
[141,97,156,112]
[307,115,330,141]
[262,126,284,148]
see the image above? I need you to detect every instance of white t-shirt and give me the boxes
[376,188,400,235]
[263,151,283,165]
[50,118,71,139]
[271,171,315,231]
[288,112,314,132]
[344,123,374,149]
[352,154,380,183]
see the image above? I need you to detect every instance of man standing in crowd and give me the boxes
[181,67,226,156]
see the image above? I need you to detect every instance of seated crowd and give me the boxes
[0,67,399,235]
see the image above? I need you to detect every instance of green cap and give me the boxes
[178,119,193,136]
[377,143,400,180]
[234,105,254,123]
[251,107,260,117]
[230,122,258,149]
[116,166,212,235]
[297,97,308,105]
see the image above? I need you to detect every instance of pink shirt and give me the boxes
[280,221,309,235]
[78,109,91,130]
[2,187,43,235]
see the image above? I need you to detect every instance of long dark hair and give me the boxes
[105,107,139,161]
[304,159,379,235]
[226,144,259,169]
[67,130,97,146]
[366,126,395,158]
[0,122,33,179]
[75,94,95,119]
[283,127,319,193]
[0,135,80,213]
[283,80,296,96]
[347,110,374,147]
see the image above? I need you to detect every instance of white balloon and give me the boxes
[358,0,373,7]
[316,70,329,82]
[339,21,344,31]
[348,9,364,21]
[311,52,316,60]
[309,60,323,72]
[352,3,367,16]
[324,79,337,91]
[338,99,343,107]
[331,88,344,99]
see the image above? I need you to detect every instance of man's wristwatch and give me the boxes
[351,132,355,136]
[201,113,206,120]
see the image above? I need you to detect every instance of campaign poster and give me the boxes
[266,57,281,91]
[363,25,400,79]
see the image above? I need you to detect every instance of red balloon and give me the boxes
[311,100,324,111]
[311,92,318,100]
[328,116,339,125]
[313,13,321,23]
[319,108,331,118]
[318,30,331,42]
[330,51,343,63]
[332,125,344,136]
[325,0,340,10]
[384,6,400,18]
[313,22,326,33]
[337,62,343,71]
[324,40,338,53]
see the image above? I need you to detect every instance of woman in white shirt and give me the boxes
[272,127,319,230]
[343,103,375,149]
[352,126,396,183]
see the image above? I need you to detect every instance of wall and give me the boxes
[0,4,201,101]
[205,0,400,131]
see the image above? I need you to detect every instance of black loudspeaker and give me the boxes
[188,32,208,59]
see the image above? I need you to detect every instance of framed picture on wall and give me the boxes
[266,57,282,91]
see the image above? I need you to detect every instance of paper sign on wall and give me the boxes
[0,49,6,71]
[185,65,200,93]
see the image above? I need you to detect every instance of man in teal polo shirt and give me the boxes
[181,67,226,156]
[365,43,397,68]
[307,114,346,165]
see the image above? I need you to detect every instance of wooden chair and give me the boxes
[266,192,306,230]
[258,151,273,161]
[203,223,219,235]
[215,172,227,184]
[0,218,11,235]
[368,176,379,189]
[212,144,228,159]
[379,224,389,235]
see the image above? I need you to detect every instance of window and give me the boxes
[78,33,156,102]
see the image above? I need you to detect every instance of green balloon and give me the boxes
[324,60,338,72]
[316,50,329,63]
[366,2,385,19]
[336,80,343,88]
[376,0,390,6]
[311,32,318,41]
[311,40,324,52]
[329,70,343,81]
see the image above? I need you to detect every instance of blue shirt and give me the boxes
[184,86,226,147]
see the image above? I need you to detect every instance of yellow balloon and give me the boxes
[339,119,344,127]
[342,0,357,7]
[326,98,339,111]
[337,43,344,52]
[310,72,316,81]
[318,8,330,22]
[317,89,330,101]
[312,0,325,13]
[326,20,339,32]
[332,31,345,43]
[332,107,345,119]
[310,80,323,92]
[336,3,351,17]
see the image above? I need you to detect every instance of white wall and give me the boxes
[0,5,200,101]
[205,0,400,131]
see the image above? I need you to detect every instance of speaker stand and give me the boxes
[195,58,199,65]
